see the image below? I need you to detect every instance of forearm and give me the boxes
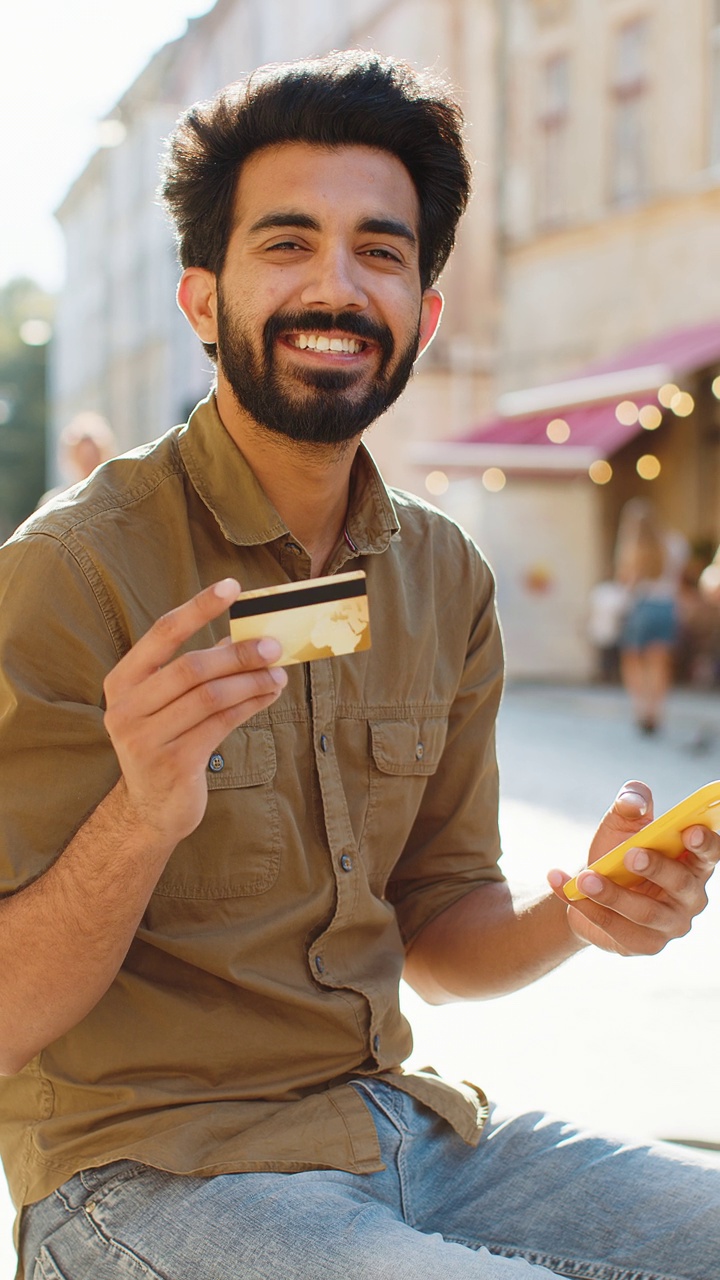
[0,779,176,1074]
[403,881,586,1005]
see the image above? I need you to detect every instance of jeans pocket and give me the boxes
[33,1248,69,1280]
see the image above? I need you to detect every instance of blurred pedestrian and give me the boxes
[614,497,686,733]
[586,577,628,682]
[36,411,117,507]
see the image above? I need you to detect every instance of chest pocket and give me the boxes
[361,716,448,892]
[152,725,280,899]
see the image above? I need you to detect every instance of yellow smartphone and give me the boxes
[563,780,720,901]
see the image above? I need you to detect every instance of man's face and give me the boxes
[205,143,441,446]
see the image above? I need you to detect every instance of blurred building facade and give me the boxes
[51,0,720,677]
[416,0,720,676]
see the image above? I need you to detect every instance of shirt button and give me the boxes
[415,742,424,761]
[315,955,325,974]
[373,1034,381,1054]
[340,854,353,872]
[320,734,329,753]
[208,753,225,773]
[284,541,302,555]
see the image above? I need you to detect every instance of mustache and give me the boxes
[263,311,395,364]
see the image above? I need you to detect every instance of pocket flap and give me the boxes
[370,717,447,776]
[207,725,276,790]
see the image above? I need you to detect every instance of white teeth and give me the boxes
[288,333,363,353]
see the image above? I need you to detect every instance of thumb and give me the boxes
[588,780,653,866]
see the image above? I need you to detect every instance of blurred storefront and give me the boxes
[413,321,720,679]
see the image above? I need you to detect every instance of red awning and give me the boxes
[443,319,720,471]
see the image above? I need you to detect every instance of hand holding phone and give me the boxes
[563,780,720,901]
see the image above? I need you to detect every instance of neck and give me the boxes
[216,383,360,576]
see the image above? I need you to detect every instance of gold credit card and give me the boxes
[229,570,370,666]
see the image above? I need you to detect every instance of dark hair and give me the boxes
[159,49,471,308]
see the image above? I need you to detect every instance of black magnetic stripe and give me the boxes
[230,577,366,619]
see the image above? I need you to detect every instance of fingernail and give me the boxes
[686,826,705,850]
[577,872,604,896]
[257,637,282,660]
[628,848,649,873]
[547,870,564,889]
[269,666,287,687]
[619,789,648,815]
[214,578,239,599]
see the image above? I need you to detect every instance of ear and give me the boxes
[416,288,444,358]
[177,268,218,345]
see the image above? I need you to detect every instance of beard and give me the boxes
[215,291,421,447]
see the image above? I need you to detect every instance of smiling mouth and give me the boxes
[284,332,369,355]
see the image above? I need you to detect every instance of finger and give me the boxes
[574,861,695,935]
[129,636,284,720]
[614,780,653,822]
[547,869,572,903]
[681,824,720,869]
[148,665,288,743]
[168,684,288,770]
[622,843,713,895]
[106,662,287,754]
[587,779,654,866]
[565,900,667,956]
[107,579,240,689]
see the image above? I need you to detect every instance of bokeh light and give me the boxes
[588,459,613,485]
[546,418,571,443]
[482,467,507,492]
[658,383,680,408]
[615,400,639,425]
[97,119,128,148]
[670,391,694,417]
[424,470,449,496]
[638,404,662,430]
[712,375,720,400]
[19,319,52,346]
[636,454,661,480]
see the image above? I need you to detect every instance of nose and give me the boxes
[299,244,368,311]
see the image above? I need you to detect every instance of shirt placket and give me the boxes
[306,659,385,1067]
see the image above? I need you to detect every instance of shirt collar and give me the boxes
[179,393,401,554]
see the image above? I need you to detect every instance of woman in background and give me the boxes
[614,498,686,734]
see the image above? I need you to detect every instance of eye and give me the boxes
[363,247,403,263]
[264,239,308,254]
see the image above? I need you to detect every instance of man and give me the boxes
[0,51,718,1280]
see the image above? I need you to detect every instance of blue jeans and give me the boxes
[21,1079,720,1280]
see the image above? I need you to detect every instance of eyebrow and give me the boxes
[247,212,418,248]
[248,213,320,235]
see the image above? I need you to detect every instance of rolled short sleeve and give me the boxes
[386,554,505,946]
[0,532,122,892]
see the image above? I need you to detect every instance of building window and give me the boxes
[710,0,720,165]
[610,17,650,204]
[538,53,570,226]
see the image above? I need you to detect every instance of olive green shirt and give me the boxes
[0,395,504,1228]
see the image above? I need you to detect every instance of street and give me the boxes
[2,680,719,1274]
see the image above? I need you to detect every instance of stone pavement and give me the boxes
[2,681,719,1274]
